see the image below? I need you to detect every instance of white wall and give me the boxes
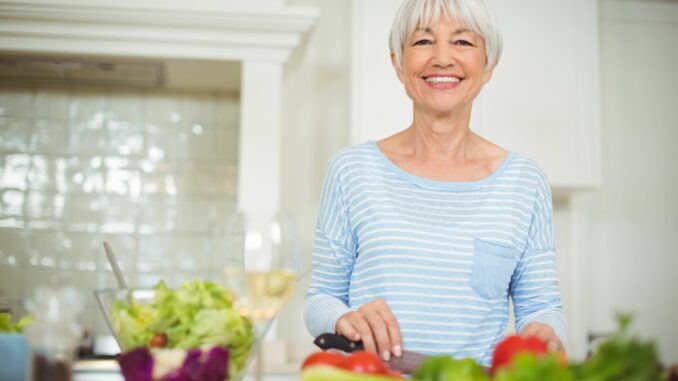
[278,0,352,363]
[564,0,678,363]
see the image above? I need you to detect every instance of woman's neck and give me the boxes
[405,107,477,161]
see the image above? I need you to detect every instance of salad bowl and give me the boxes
[95,281,269,381]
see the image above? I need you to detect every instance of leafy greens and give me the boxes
[111,280,254,380]
[0,312,33,333]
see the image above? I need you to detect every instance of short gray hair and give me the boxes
[389,0,503,70]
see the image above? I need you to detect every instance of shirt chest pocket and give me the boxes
[470,239,520,299]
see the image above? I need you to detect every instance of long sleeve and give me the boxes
[510,172,568,345]
[305,154,358,337]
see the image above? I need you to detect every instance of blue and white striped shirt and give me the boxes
[305,141,566,366]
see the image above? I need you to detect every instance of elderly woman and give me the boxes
[305,0,566,366]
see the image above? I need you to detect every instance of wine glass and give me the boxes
[223,212,299,381]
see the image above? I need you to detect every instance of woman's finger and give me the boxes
[335,314,361,341]
[533,326,551,341]
[377,303,403,357]
[519,323,541,337]
[364,309,392,361]
[351,313,377,354]
[547,338,564,352]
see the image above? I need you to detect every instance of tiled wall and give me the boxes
[0,85,242,336]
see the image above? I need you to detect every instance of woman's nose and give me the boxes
[432,43,457,67]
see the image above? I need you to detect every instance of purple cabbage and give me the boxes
[118,348,154,381]
[181,347,229,381]
[200,346,230,381]
[180,349,203,381]
[117,346,229,381]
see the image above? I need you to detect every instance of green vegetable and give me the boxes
[0,312,33,333]
[413,355,457,381]
[111,280,254,380]
[493,354,573,381]
[572,314,665,381]
[413,355,488,381]
[441,358,489,381]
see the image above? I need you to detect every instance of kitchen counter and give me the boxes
[73,360,299,381]
[73,360,123,381]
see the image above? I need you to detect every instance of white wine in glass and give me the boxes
[224,268,296,323]
[223,212,299,381]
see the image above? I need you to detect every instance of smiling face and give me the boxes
[393,16,494,118]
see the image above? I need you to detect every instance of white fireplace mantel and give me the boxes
[0,0,319,224]
[0,0,319,62]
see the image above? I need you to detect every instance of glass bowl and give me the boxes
[94,288,155,351]
[94,288,268,381]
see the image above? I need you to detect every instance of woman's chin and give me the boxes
[417,102,472,117]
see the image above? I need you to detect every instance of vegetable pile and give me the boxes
[301,314,672,381]
[415,314,669,381]
[111,280,254,380]
[0,312,33,333]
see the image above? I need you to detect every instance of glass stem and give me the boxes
[256,345,263,381]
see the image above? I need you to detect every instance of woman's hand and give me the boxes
[335,298,403,361]
[520,322,565,354]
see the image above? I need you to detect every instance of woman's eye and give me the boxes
[413,39,432,46]
[454,39,474,47]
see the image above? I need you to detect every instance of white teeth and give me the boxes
[425,76,461,83]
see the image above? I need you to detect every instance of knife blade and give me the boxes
[313,333,430,375]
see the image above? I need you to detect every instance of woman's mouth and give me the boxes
[424,76,461,83]
[423,75,463,88]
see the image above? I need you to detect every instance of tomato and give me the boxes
[301,350,402,378]
[301,351,346,370]
[491,335,548,374]
[339,351,389,375]
[149,332,168,348]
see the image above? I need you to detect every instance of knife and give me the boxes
[313,333,429,375]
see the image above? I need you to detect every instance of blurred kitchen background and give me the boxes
[0,0,677,372]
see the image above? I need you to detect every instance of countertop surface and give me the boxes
[73,359,299,381]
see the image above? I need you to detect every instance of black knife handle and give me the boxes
[314,333,365,352]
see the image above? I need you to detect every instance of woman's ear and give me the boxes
[391,52,404,83]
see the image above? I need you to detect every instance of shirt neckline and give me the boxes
[368,140,514,191]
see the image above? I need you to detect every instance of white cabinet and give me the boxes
[350,0,600,190]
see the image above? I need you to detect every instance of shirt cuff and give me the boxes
[305,293,353,337]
